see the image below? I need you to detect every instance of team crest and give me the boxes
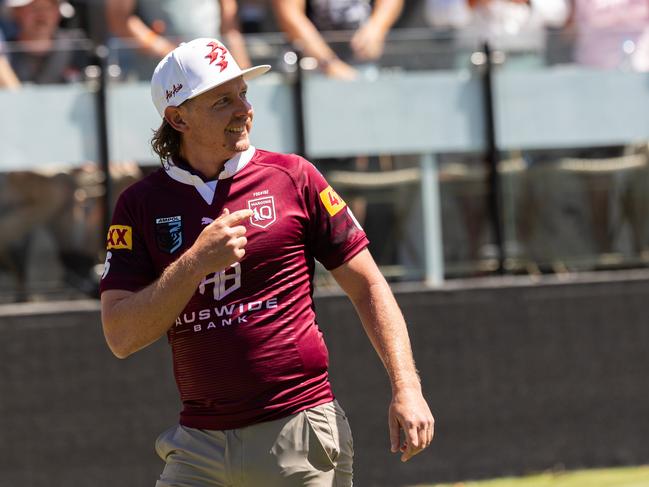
[248,196,276,229]
[155,216,183,254]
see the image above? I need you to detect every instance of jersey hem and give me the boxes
[178,393,336,431]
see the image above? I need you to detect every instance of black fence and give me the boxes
[2,271,649,486]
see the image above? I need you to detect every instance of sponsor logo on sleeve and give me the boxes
[319,186,346,217]
[155,216,183,254]
[248,196,277,229]
[107,225,132,250]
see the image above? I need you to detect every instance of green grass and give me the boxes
[415,466,649,487]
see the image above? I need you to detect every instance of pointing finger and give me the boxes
[222,209,253,225]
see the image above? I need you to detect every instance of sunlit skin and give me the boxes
[164,76,253,180]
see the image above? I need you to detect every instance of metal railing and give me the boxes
[2,29,649,301]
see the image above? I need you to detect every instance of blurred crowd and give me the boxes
[2,0,648,85]
[2,0,649,301]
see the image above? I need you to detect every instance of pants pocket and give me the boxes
[304,401,354,473]
[154,425,178,460]
[304,406,337,471]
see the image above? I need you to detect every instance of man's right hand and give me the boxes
[324,58,359,80]
[190,208,253,274]
[101,209,252,359]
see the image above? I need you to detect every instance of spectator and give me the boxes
[0,28,20,88]
[425,0,569,64]
[569,0,649,71]
[272,0,404,79]
[105,0,251,80]
[0,0,138,300]
[537,0,649,263]
[3,0,86,83]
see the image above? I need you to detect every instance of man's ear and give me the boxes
[165,106,189,132]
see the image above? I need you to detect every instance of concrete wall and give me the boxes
[1,272,649,486]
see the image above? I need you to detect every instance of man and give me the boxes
[106,0,250,79]
[4,0,86,83]
[272,0,403,79]
[100,37,433,486]
[0,0,104,301]
[0,29,20,88]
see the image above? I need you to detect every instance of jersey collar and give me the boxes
[164,146,255,204]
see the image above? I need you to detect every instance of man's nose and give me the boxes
[234,96,252,116]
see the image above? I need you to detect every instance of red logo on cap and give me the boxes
[165,83,183,101]
[205,41,229,72]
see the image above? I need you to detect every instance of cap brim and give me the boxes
[186,64,271,104]
[6,0,35,6]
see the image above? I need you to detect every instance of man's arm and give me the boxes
[101,209,252,359]
[0,54,20,89]
[220,0,251,68]
[271,0,358,79]
[105,0,176,59]
[330,248,434,462]
[350,0,403,61]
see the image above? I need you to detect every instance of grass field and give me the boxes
[418,466,649,487]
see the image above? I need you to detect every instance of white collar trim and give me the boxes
[164,146,255,204]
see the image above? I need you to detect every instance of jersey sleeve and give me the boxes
[299,157,369,270]
[99,189,157,293]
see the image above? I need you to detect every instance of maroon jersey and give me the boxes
[100,147,368,430]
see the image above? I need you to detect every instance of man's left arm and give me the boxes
[330,248,434,462]
[350,0,404,61]
[219,0,251,68]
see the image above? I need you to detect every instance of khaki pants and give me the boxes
[155,400,354,487]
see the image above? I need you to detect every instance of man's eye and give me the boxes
[215,97,229,106]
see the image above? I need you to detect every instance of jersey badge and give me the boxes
[107,225,132,250]
[319,186,346,217]
[155,216,183,254]
[247,196,277,229]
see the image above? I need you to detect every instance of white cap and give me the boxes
[151,38,270,118]
[6,0,47,6]
[5,0,33,6]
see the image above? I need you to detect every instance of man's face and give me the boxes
[13,0,61,41]
[178,76,254,163]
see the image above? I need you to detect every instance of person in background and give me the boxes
[0,0,88,301]
[425,0,569,64]
[273,0,409,271]
[0,0,138,300]
[569,0,649,71]
[0,28,20,88]
[544,0,649,262]
[3,0,86,83]
[272,0,403,80]
[105,0,251,79]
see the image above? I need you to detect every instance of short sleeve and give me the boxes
[99,189,157,293]
[299,158,369,269]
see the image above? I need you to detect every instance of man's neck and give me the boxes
[179,150,234,181]
[172,157,223,182]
